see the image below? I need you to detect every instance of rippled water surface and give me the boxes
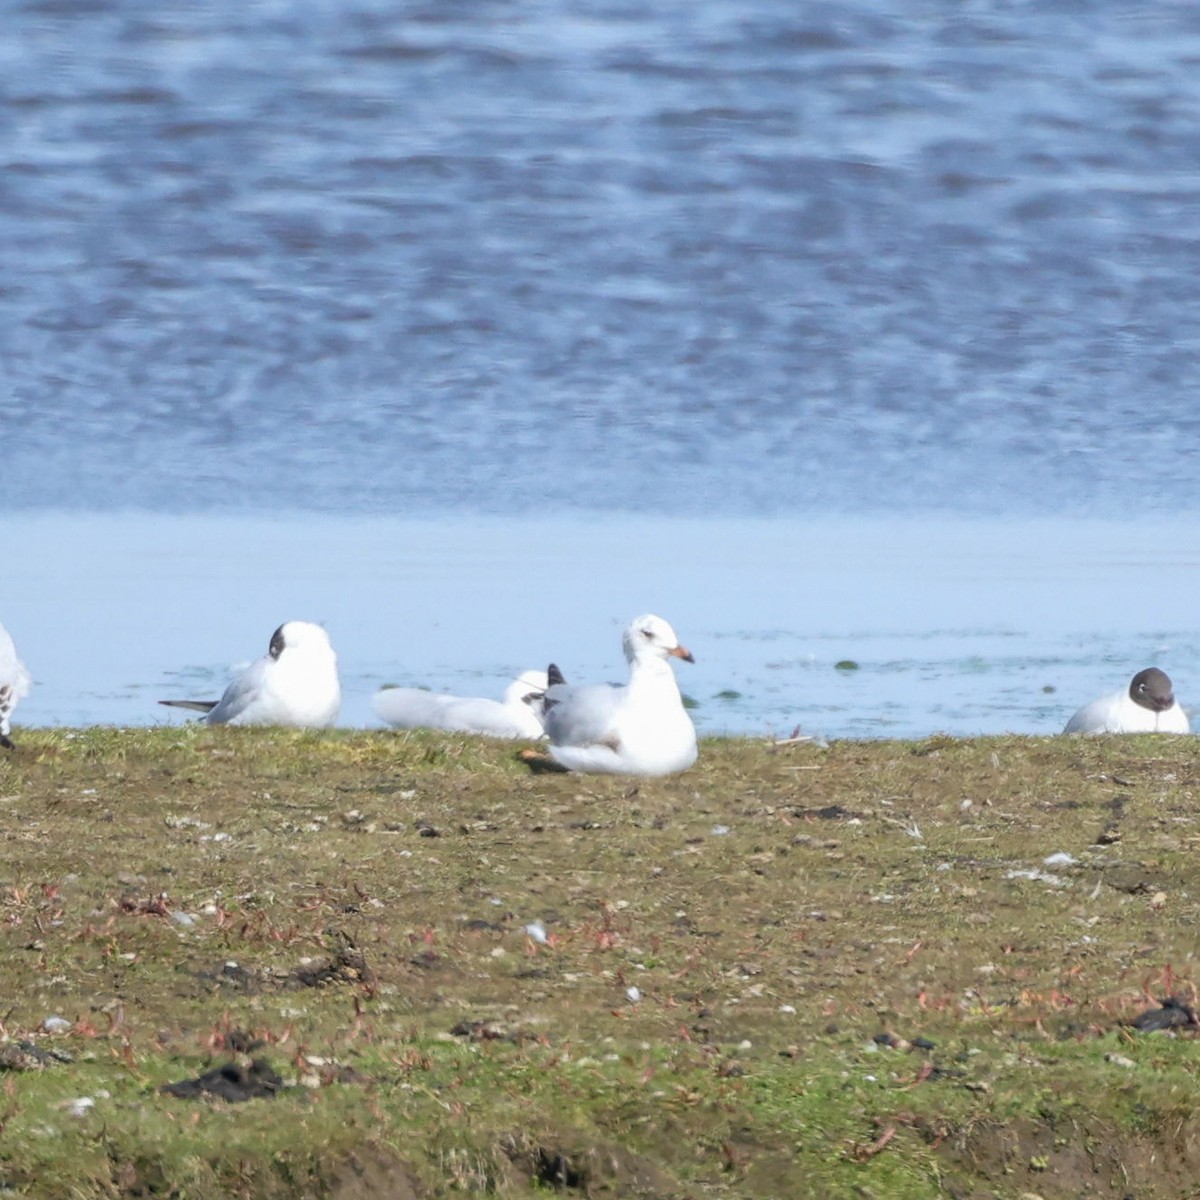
[4,4,1200,738]
[4,1,1200,514]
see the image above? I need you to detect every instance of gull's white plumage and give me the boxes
[160,621,341,728]
[0,622,32,749]
[543,614,697,776]
[1064,667,1189,735]
[373,670,549,739]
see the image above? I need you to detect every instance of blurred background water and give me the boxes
[2,1,1199,736]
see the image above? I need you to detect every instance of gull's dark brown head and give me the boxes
[1129,667,1174,713]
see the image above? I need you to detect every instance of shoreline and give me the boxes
[6,510,1200,741]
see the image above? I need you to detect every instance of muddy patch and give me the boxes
[941,1115,1200,1199]
[503,1131,683,1198]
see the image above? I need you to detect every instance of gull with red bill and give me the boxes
[541,613,698,776]
[1063,667,1189,735]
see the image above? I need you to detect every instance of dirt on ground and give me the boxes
[2,728,1200,1198]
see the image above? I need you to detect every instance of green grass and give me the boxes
[2,728,1200,1197]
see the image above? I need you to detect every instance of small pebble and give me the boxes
[1043,852,1076,867]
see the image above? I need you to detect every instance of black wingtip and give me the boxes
[158,699,220,713]
[547,663,567,688]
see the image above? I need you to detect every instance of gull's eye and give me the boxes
[641,628,655,640]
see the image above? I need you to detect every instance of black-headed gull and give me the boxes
[372,670,549,739]
[542,614,697,776]
[0,622,32,750]
[1063,667,1189,734]
[159,621,340,728]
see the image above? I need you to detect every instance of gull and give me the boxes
[542,614,697,776]
[0,622,32,750]
[372,670,550,739]
[159,621,340,727]
[1063,667,1189,734]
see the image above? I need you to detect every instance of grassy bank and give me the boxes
[1,728,1199,1198]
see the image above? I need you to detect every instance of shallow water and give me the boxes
[4,4,1200,739]
[5,512,1197,740]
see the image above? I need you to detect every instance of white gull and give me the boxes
[373,670,549,739]
[1063,667,1189,734]
[542,614,697,776]
[0,621,32,750]
[159,620,341,728]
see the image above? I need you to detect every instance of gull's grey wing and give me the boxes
[1063,690,1119,734]
[543,682,624,747]
[205,656,272,724]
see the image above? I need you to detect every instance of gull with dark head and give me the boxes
[542,614,698,776]
[159,620,340,728]
[1063,667,1189,734]
[0,621,32,750]
[373,669,549,739]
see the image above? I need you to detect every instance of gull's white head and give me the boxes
[269,621,336,660]
[622,614,695,665]
[503,669,550,708]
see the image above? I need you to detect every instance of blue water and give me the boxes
[4,513,1197,738]
[3,3,1200,736]
[3,0,1200,515]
